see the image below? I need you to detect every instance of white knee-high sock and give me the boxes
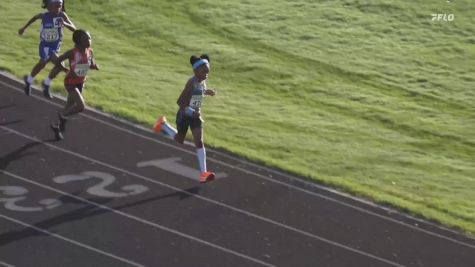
[27,75,35,84]
[162,122,177,139]
[44,77,53,86]
[196,147,207,173]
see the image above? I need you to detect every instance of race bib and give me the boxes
[74,64,89,77]
[53,17,63,28]
[190,95,203,109]
[41,28,59,42]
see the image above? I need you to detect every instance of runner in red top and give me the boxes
[50,29,99,140]
[64,46,94,85]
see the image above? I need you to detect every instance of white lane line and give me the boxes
[75,115,475,248]
[0,261,15,267]
[0,170,275,267]
[1,77,473,247]
[0,214,144,267]
[0,126,405,267]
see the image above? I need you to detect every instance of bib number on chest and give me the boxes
[74,64,89,77]
[42,28,59,42]
[190,95,203,109]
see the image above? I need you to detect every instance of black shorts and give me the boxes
[176,109,202,135]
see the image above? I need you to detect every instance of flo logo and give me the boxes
[431,13,455,21]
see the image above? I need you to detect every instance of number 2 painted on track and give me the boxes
[0,186,61,212]
[1,171,149,212]
[53,171,149,198]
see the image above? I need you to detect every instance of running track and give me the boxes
[0,72,474,267]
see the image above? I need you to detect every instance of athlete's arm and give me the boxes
[177,78,193,109]
[177,78,200,117]
[204,89,216,96]
[18,13,43,35]
[89,50,100,70]
[61,12,76,32]
[54,49,74,72]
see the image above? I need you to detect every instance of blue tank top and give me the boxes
[189,77,206,109]
[40,12,64,43]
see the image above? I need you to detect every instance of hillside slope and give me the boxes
[1,0,474,234]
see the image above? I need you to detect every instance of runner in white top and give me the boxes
[155,54,217,183]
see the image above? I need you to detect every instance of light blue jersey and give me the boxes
[189,77,206,109]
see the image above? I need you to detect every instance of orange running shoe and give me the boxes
[153,116,167,133]
[199,171,216,183]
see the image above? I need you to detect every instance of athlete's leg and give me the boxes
[30,59,48,78]
[62,85,85,117]
[173,110,189,144]
[42,51,63,99]
[30,43,51,78]
[61,89,76,117]
[51,85,85,139]
[155,116,178,139]
[174,132,186,144]
[191,122,215,183]
[191,127,206,172]
[23,59,47,95]
[24,44,50,95]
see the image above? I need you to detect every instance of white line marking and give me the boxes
[0,261,15,267]
[0,126,405,267]
[53,171,149,198]
[1,77,473,247]
[137,157,227,181]
[1,170,275,267]
[0,214,144,267]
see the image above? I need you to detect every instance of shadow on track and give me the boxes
[0,187,200,247]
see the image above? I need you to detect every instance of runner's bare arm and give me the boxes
[18,13,43,35]
[54,49,74,72]
[61,12,76,32]
[90,50,100,70]
[176,78,194,110]
[204,89,216,96]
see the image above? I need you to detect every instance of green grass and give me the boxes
[1,0,474,235]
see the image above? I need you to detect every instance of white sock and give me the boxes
[162,122,177,139]
[196,147,207,173]
[27,75,35,84]
[44,77,52,86]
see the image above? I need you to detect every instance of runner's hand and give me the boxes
[91,63,100,70]
[192,110,201,118]
[205,89,216,96]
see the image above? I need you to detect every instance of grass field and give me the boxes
[0,0,474,235]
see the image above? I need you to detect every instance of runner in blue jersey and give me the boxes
[19,0,76,98]
[155,54,218,183]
